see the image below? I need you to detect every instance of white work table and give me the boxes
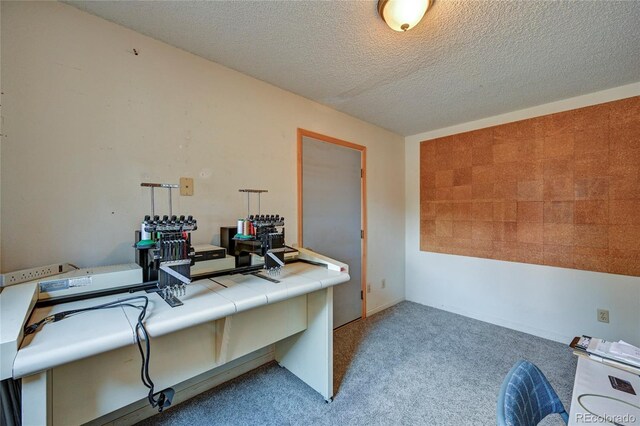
[13,260,349,426]
[568,357,640,426]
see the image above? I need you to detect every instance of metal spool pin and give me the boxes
[141,182,179,216]
[238,189,268,216]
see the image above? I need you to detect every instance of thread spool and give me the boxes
[141,221,151,240]
[243,219,250,236]
[237,219,244,235]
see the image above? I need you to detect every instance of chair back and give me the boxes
[497,359,569,426]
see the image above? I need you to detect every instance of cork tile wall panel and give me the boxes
[420,96,640,276]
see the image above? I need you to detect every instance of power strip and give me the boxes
[0,263,76,287]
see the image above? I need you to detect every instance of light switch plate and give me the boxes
[180,177,194,196]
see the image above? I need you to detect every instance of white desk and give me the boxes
[569,357,640,425]
[12,261,349,425]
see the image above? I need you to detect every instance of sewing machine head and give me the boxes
[135,214,197,307]
[233,214,286,276]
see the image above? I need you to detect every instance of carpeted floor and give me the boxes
[137,301,576,425]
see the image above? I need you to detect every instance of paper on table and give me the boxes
[610,341,640,366]
[591,340,640,367]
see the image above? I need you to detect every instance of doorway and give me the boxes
[297,129,366,328]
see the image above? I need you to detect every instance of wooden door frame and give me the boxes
[297,128,367,320]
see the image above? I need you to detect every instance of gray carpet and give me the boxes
[137,301,576,425]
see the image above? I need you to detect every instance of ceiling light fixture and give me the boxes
[378,0,431,32]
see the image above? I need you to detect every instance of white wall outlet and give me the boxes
[367,283,371,293]
[381,279,386,289]
[597,309,609,323]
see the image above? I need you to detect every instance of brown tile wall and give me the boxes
[420,96,640,276]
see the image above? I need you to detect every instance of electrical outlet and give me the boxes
[381,279,386,289]
[367,283,371,293]
[597,309,609,324]
[180,177,194,196]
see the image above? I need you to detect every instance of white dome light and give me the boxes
[378,0,431,32]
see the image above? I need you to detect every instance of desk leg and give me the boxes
[275,287,333,401]
[22,370,52,426]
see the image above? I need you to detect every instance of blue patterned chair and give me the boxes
[497,359,569,426]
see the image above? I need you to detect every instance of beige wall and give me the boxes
[406,83,640,346]
[1,1,405,314]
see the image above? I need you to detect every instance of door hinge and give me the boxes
[360,290,363,300]
[361,169,363,178]
[361,230,364,239]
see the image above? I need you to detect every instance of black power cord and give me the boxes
[24,296,174,412]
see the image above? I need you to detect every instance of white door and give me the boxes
[301,136,362,328]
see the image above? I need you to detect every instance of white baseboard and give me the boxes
[366,297,404,317]
[91,346,275,426]
[413,300,571,344]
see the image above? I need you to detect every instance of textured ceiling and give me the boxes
[65,0,640,136]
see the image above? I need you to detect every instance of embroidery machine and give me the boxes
[0,182,350,424]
